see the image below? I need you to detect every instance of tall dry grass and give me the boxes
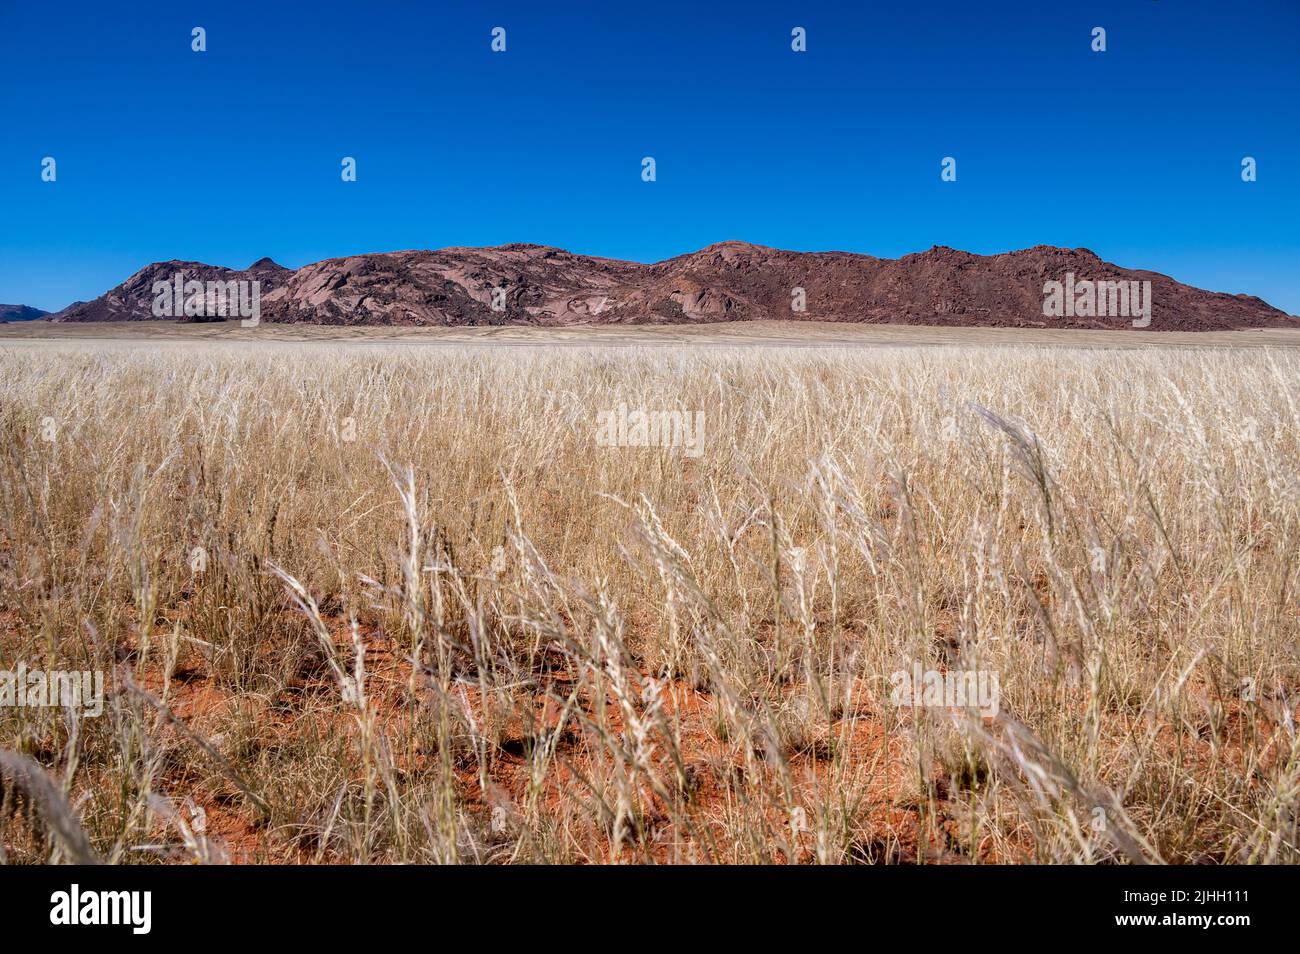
[0,340,1296,864]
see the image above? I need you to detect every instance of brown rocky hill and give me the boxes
[260,245,643,326]
[48,258,290,322]
[47,243,1297,330]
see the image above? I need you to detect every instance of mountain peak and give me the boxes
[695,240,773,254]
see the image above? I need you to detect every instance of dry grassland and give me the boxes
[1,335,1297,864]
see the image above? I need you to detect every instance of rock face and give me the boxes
[47,243,1297,330]
[0,304,48,322]
[259,245,644,327]
[48,259,290,322]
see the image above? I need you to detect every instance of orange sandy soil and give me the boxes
[2,600,1288,864]
[136,625,957,864]
[3,604,1013,864]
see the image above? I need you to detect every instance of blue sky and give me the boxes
[2,0,1297,314]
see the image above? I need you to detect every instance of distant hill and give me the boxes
[44,245,1299,331]
[0,304,49,322]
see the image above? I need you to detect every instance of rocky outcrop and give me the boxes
[48,259,290,322]
[48,244,1297,330]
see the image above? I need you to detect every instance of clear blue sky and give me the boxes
[2,0,1297,314]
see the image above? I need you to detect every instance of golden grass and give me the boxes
[1,339,1297,864]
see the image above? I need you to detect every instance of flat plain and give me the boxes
[5,318,1300,348]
